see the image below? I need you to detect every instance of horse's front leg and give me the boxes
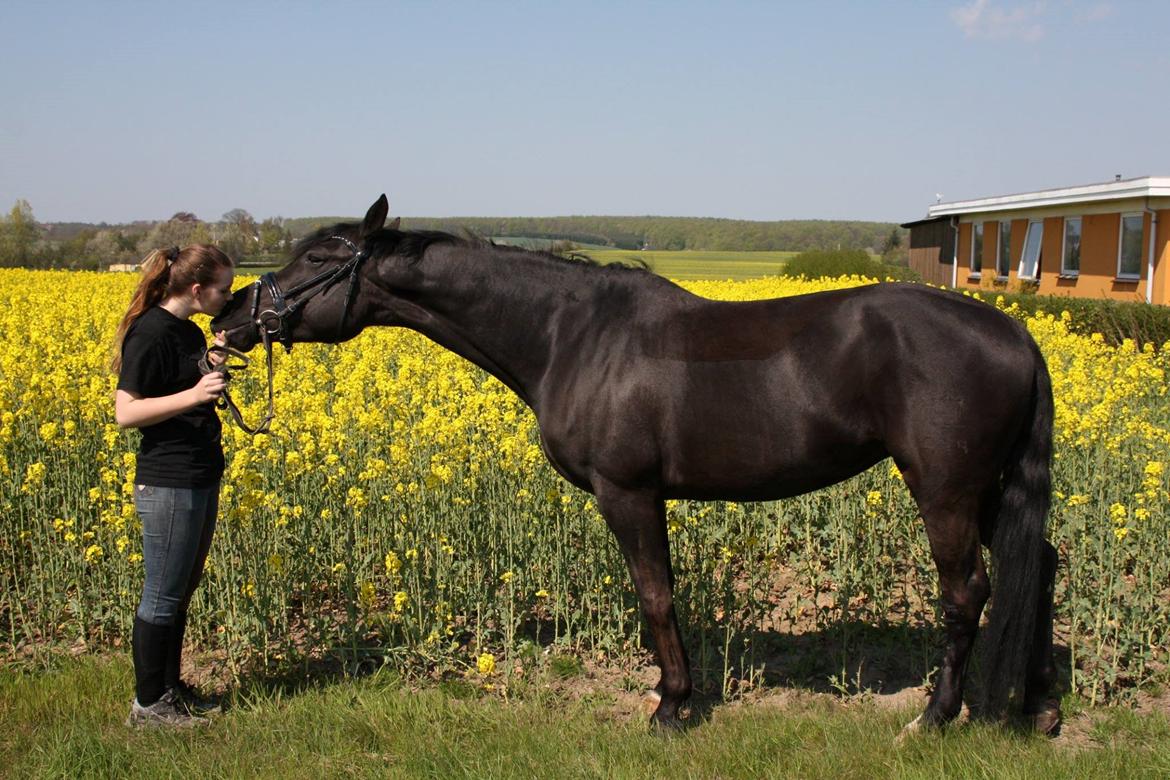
[593,477,691,730]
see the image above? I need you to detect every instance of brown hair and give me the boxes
[110,244,234,373]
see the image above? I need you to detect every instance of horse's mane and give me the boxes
[294,221,651,275]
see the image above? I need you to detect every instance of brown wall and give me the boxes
[906,219,955,286]
[1037,212,1147,302]
[951,210,1168,305]
[957,222,973,280]
[1155,210,1170,306]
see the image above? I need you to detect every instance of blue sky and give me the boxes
[2,1,1167,224]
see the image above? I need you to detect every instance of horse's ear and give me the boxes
[361,194,389,237]
[388,216,401,230]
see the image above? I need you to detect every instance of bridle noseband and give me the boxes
[203,235,369,436]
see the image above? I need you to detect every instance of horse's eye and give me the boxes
[307,254,326,265]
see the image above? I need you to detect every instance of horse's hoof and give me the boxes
[1031,707,1062,737]
[650,711,686,734]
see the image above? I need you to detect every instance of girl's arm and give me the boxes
[115,372,227,429]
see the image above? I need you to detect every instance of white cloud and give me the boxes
[951,0,1047,41]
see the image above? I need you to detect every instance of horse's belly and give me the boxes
[657,412,886,502]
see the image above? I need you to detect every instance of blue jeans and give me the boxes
[134,483,219,626]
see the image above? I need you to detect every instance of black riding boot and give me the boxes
[165,610,188,691]
[132,616,172,706]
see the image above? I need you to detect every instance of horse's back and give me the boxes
[544,282,1042,500]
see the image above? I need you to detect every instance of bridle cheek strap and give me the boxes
[215,235,367,436]
[254,235,367,353]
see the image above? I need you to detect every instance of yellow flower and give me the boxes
[83,544,103,563]
[476,652,496,676]
[393,591,409,612]
[359,581,377,610]
[384,551,401,576]
[21,462,46,494]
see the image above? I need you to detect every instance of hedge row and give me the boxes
[972,290,1170,348]
[780,249,921,283]
[978,291,1170,348]
[780,250,1169,348]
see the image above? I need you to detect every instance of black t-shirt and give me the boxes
[117,306,225,488]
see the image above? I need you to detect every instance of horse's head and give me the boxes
[212,195,399,351]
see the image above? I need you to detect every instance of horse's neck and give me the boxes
[386,247,596,405]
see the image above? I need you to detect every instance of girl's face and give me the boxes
[192,266,236,317]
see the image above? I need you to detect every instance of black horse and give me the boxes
[211,196,1060,734]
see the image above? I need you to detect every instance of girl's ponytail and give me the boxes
[109,244,232,373]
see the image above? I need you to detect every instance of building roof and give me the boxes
[899,215,952,229]
[927,176,1170,218]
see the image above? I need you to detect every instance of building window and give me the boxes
[971,222,983,274]
[1062,217,1081,276]
[997,221,1011,278]
[1118,213,1143,279]
[1019,220,1043,280]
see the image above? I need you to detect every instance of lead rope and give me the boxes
[199,330,277,436]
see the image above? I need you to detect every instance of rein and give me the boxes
[204,235,368,436]
[198,340,276,436]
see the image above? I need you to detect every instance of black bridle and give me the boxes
[202,235,369,436]
[253,234,370,352]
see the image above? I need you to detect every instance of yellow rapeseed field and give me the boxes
[1,268,1166,702]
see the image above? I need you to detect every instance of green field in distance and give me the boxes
[242,249,798,281]
[581,249,797,281]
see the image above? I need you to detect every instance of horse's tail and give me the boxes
[979,344,1054,719]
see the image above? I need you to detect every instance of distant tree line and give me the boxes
[283,216,907,256]
[0,201,293,270]
[1,199,906,270]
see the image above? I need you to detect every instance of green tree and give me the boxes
[86,229,136,267]
[257,217,288,254]
[218,209,257,260]
[0,199,43,267]
[137,216,201,255]
[881,227,908,266]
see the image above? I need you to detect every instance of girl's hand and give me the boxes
[192,371,227,403]
[208,331,228,367]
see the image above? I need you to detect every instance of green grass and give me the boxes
[3,656,1168,779]
[581,249,798,281]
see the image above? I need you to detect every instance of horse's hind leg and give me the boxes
[593,478,691,730]
[1025,540,1061,734]
[912,492,990,730]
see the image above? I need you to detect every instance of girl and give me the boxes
[112,244,234,727]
